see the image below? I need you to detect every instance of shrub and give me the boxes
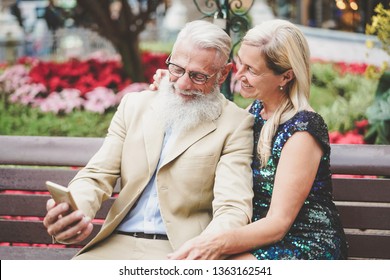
[311,62,377,133]
[364,3,390,144]
[365,71,390,144]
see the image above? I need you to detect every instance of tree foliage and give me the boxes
[75,0,165,82]
[366,3,390,56]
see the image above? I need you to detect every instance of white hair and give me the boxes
[172,20,232,68]
[154,76,223,133]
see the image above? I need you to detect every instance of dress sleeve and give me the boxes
[290,111,330,154]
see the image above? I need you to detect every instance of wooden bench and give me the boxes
[0,135,389,260]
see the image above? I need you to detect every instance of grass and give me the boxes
[0,100,114,137]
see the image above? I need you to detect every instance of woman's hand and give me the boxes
[149,69,169,91]
[167,234,226,260]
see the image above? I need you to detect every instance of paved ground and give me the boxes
[249,2,389,67]
[301,26,389,66]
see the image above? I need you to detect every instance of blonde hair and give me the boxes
[242,19,312,167]
[172,20,232,69]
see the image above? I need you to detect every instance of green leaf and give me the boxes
[366,90,390,122]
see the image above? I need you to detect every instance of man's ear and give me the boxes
[217,62,233,85]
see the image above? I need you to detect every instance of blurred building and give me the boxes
[165,0,388,34]
[0,0,25,62]
[268,0,389,33]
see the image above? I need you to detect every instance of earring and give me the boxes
[279,86,284,91]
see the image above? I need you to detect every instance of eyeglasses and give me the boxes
[165,55,218,85]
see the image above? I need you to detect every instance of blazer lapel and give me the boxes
[142,104,165,178]
[162,121,216,166]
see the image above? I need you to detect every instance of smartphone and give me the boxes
[46,181,79,211]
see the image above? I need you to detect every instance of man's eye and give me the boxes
[172,66,183,74]
[192,73,207,82]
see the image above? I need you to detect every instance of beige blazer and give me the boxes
[69,90,254,255]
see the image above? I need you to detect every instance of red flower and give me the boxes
[48,76,62,92]
[28,58,132,96]
[329,119,368,144]
[142,52,169,83]
[329,131,343,143]
[354,119,369,135]
[329,130,365,144]
[334,62,368,75]
[335,131,365,144]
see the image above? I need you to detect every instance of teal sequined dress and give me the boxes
[249,100,348,259]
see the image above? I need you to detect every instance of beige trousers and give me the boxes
[73,233,173,260]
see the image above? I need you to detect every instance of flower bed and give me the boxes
[329,119,368,144]
[1,53,380,142]
[0,51,168,114]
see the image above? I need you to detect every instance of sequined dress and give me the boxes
[249,100,348,259]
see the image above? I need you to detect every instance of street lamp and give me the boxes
[193,0,254,100]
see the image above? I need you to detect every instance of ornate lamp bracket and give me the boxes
[193,0,254,100]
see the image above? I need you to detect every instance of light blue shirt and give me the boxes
[116,129,174,234]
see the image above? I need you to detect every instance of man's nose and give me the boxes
[174,73,193,91]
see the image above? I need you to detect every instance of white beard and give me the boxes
[154,77,223,133]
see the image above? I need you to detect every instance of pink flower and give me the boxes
[60,89,84,113]
[115,82,149,103]
[0,64,31,92]
[84,87,117,114]
[39,92,68,114]
[9,83,47,105]
[38,89,83,114]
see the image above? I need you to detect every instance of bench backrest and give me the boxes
[0,136,389,259]
[330,145,390,259]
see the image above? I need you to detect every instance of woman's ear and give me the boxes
[281,69,295,86]
[218,62,233,85]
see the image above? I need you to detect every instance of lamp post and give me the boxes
[193,0,254,100]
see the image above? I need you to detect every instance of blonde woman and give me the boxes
[153,19,348,260]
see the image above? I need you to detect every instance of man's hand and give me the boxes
[43,198,93,244]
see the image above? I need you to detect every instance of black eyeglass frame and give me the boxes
[165,55,219,85]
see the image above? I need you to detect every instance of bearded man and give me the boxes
[43,20,254,260]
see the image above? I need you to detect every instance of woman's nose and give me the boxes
[235,64,245,76]
[234,69,244,81]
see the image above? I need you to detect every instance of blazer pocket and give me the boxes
[176,155,216,169]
